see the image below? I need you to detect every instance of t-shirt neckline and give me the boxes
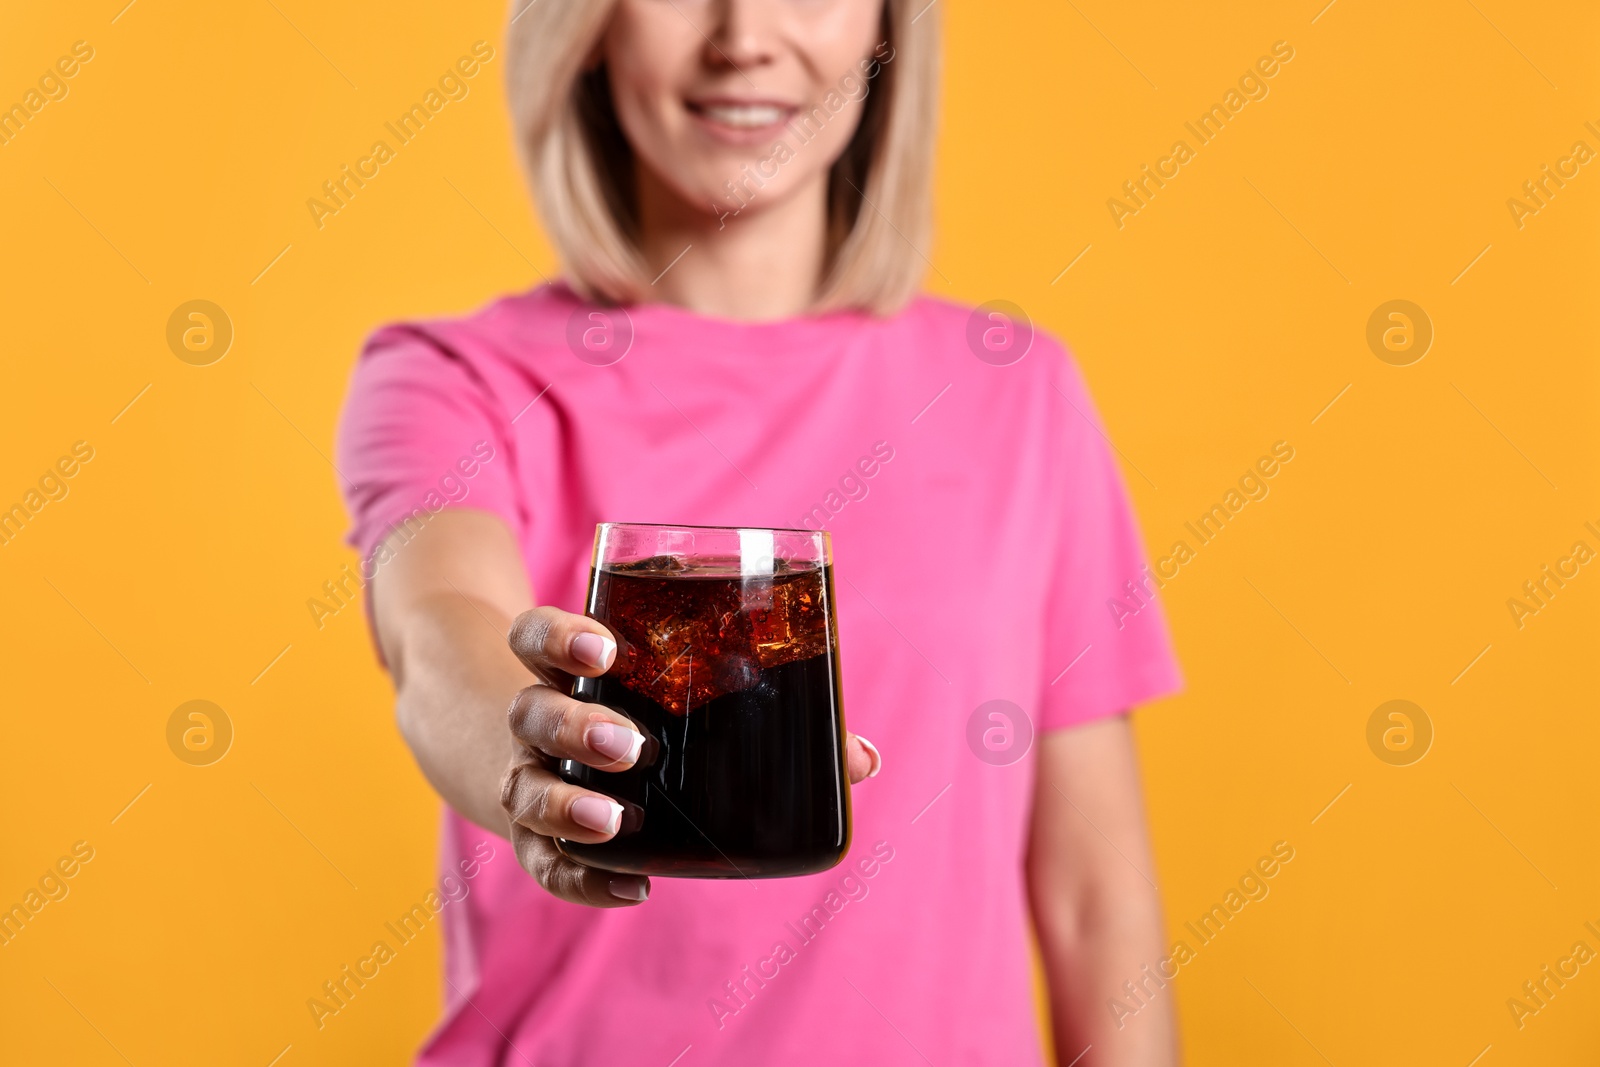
[537,280,883,356]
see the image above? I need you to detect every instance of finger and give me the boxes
[500,757,630,842]
[846,733,882,784]
[510,823,650,908]
[507,684,648,770]
[508,605,618,683]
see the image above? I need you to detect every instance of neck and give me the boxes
[634,168,827,322]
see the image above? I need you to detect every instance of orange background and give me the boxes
[2,1,1596,1064]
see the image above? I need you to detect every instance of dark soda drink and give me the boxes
[556,549,851,878]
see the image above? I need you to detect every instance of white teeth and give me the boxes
[698,104,785,128]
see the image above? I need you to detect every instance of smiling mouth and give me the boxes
[685,100,796,130]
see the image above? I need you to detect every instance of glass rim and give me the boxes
[595,521,827,537]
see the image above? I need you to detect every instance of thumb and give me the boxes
[845,733,882,784]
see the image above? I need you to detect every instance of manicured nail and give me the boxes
[586,722,645,765]
[571,795,622,835]
[571,632,616,671]
[609,876,649,902]
[858,735,882,778]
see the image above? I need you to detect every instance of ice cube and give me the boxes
[600,567,829,714]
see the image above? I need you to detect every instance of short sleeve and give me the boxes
[335,325,524,560]
[1035,350,1182,732]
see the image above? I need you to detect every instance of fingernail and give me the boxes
[571,632,616,670]
[586,722,645,765]
[858,735,883,778]
[571,795,623,835]
[609,876,649,902]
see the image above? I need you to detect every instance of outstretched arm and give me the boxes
[370,508,881,908]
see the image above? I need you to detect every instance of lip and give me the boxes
[684,96,799,146]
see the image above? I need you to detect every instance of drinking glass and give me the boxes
[556,523,851,878]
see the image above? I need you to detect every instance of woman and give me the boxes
[337,0,1182,1063]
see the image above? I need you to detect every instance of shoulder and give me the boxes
[897,292,1071,353]
[339,285,583,454]
[893,293,1080,392]
[356,283,581,381]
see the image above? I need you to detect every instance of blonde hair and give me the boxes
[505,0,939,315]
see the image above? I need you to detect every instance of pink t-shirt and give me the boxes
[337,283,1180,1066]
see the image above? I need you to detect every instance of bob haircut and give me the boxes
[505,0,939,316]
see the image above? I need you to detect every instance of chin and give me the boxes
[691,149,822,218]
